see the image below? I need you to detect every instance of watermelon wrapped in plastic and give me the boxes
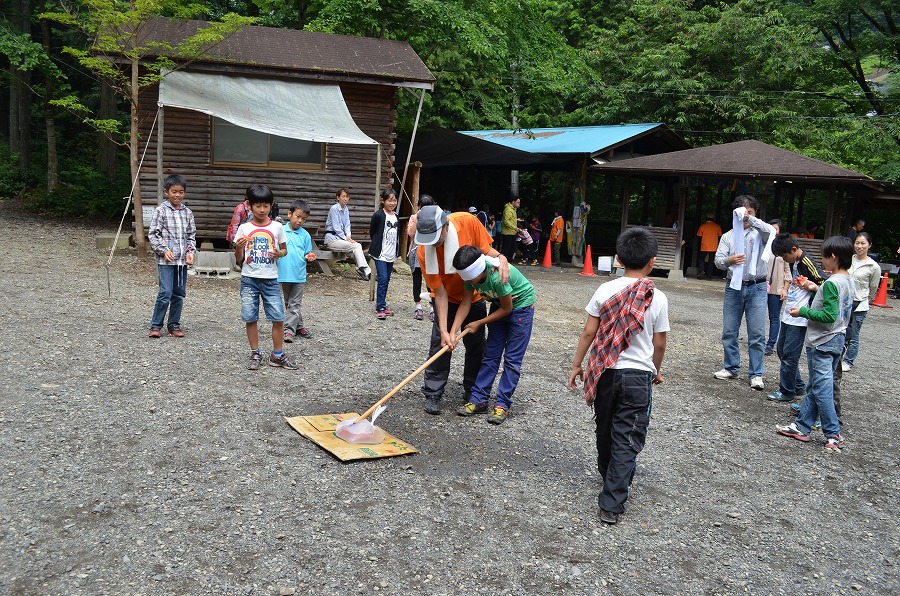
[334,418,385,445]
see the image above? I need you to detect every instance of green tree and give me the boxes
[41,0,253,253]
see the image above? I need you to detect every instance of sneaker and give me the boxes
[487,406,509,425]
[428,310,435,322]
[750,376,764,391]
[414,308,424,321]
[811,419,822,431]
[148,327,162,338]
[297,327,312,339]
[383,308,395,316]
[269,352,299,369]
[357,267,371,281]
[457,401,488,416]
[424,397,441,415]
[283,331,294,343]
[167,323,185,338]
[824,435,845,451]
[775,422,811,442]
[530,260,539,266]
[766,391,795,403]
[764,346,775,356]
[599,509,618,525]
[790,402,801,413]
[376,310,387,320]
[713,368,736,380]
[841,361,852,372]
[247,351,263,371]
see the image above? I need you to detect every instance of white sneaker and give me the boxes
[713,368,736,380]
[750,376,764,390]
[841,361,851,372]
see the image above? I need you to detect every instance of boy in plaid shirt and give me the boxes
[148,174,195,338]
[568,227,669,525]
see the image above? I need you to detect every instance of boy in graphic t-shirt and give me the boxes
[766,233,827,404]
[234,185,297,371]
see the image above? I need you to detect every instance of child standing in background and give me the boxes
[148,174,195,338]
[278,200,317,342]
[776,236,854,451]
[369,188,401,320]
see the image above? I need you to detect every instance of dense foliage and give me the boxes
[2,0,897,229]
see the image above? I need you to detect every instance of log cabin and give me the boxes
[132,18,435,244]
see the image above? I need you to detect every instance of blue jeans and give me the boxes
[469,304,534,409]
[240,276,284,323]
[843,308,867,366]
[151,264,187,328]
[776,323,806,397]
[766,293,782,349]
[374,259,394,311]
[795,335,844,437]
[722,283,767,378]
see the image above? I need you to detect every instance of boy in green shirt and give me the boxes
[449,245,536,424]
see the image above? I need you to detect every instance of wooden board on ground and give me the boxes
[285,413,417,461]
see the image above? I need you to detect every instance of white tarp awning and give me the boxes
[158,70,377,145]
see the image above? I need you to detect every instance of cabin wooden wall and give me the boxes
[137,80,398,242]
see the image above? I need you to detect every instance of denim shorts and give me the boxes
[240,276,284,323]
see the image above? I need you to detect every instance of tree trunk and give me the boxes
[10,0,33,169]
[130,59,146,255]
[99,79,118,177]
[40,5,57,192]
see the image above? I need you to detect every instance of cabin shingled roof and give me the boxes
[130,18,435,87]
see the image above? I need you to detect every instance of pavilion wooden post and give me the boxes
[399,161,422,259]
[668,182,687,280]
[825,184,837,236]
[620,176,631,233]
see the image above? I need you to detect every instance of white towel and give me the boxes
[423,220,460,274]
[730,208,746,291]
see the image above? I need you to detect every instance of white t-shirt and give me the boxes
[378,212,399,262]
[236,219,287,279]
[585,277,670,374]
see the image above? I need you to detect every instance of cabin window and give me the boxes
[212,117,323,169]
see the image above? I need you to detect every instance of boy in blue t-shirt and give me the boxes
[278,200,317,343]
[449,245,536,425]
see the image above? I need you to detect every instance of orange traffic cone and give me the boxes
[578,245,597,277]
[871,272,893,309]
[542,239,553,268]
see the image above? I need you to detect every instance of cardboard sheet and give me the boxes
[285,413,417,461]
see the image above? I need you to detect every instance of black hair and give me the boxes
[418,194,436,209]
[164,174,187,190]
[615,227,658,270]
[767,218,782,228]
[733,194,760,212]
[380,188,397,203]
[771,232,800,256]
[245,184,274,206]
[823,235,853,270]
[452,245,484,271]
[289,199,310,214]
[855,231,873,245]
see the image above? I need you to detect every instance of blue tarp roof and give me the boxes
[459,124,668,155]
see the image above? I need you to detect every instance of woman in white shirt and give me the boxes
[843,231,881,371]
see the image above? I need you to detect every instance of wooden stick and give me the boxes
[352,328,472,424]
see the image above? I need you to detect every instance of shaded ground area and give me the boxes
[1,202,898,594]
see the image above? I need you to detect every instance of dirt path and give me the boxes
[1,201,898,594]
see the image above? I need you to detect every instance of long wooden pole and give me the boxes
[353,329,472,423]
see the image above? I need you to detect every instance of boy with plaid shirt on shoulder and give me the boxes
[568,227,669,525]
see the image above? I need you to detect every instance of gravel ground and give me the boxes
[1,201,898,595]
